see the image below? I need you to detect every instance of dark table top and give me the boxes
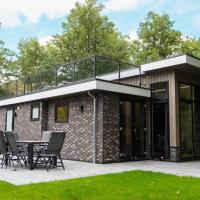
[17,140,49,144]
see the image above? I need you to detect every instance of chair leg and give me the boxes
[33,155,40,168]
[1,154,5,168]
[46,157,51,172]
[58,155,65,170]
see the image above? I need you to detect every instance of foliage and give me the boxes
[16,38,48,77]
[0,26,16,82]
[180,37,200,58]
[131,11,182,64]
[0,171,200,199]
[54,0,130,63]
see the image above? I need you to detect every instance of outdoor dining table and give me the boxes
[17,140,49,170]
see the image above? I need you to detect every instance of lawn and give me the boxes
[0,171,200,200]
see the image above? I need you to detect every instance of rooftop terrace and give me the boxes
[0,55,140,100]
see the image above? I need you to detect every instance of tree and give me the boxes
[0,25,16,82]
[17,38,47,77]
[131,11,182,64]
[180,37,200,58]
[54,0,130,63]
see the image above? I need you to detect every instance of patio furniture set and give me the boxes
[0,131,66,171]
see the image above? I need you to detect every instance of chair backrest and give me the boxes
[0,131,7,154]
[46,132,66,155]
[5,132,20,155]
[13,133,19,142]
[41,131,52,142]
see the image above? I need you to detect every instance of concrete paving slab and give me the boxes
[1,160,200,185]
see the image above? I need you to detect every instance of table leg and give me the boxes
[5,146,8,166]
[28,143,34,170]
[53,156,57,166]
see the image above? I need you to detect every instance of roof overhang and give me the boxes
[0,79,150,107]
[141,54,200,72]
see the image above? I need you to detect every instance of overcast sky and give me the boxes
[0,0,199,50]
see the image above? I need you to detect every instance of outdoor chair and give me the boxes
[34,132,66,172]
[5,131,28,153]
[5,133,28,171]
[0,131,11,168]
[34,131,52,153]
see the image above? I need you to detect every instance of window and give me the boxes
[151,82,168,101]
[6,109,14,131]
[179,84,192,100]
[31,104,40,120]
[55,104,69,123]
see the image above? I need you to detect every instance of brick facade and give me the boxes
[0,92,123,163]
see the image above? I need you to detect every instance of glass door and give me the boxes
[152,103,169,159]
[151,82,169,159]
[120,101,133,159]
[119,98,146,160]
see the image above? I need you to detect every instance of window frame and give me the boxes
[5,107,15,131]
[55,103,69,123]
[30,103,40,121]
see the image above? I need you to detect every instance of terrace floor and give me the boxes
[1,160,200,185]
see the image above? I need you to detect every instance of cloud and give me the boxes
[104,0,156,12]
[0,0,85,28]
[38,35,53,46]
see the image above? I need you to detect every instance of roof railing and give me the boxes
[0,55,141,100]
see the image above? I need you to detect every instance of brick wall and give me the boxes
[0,107,6,131]
[102,93,120,163]
[0,92,122,163]
[14,102,42,140]
[47,94,94,162]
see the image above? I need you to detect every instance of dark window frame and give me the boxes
[55,103,69,123]
[30,103,40,121]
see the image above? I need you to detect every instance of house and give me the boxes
[0,54,199,163]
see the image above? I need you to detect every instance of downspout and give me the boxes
[88,91,96,163]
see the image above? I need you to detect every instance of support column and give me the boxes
[169,71,180,161]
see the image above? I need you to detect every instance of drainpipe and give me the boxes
[88,91,96,163]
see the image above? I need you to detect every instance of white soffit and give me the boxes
[96,80,150,98]
[186,55,200,69]
[141,55,187,72]
[0,79,150,107]
[141,55,200,72]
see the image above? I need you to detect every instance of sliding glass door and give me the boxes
[119,96,146,160]
[179,83,200,159]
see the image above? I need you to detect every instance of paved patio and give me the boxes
[1,160,200,185]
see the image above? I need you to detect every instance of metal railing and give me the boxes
[0,55,140,99]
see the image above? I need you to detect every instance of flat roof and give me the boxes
[0,79,150,107]
[99,54,200,81]
[141,54,200,72]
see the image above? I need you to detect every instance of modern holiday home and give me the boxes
[0,54,199,163]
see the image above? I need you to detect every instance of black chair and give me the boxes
[34,131,52,153]
[0,131,11,168]
[34,132,66,171]
[5,133,28,171]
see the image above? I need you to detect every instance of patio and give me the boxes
[1,159,200,185]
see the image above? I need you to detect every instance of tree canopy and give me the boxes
[0,4,200,80]
[54,0,130,62]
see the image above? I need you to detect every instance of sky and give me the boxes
[0,0,199,51]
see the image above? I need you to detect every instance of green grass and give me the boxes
[1,171,200,200]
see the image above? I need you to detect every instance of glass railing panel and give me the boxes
[74,57,94,81]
